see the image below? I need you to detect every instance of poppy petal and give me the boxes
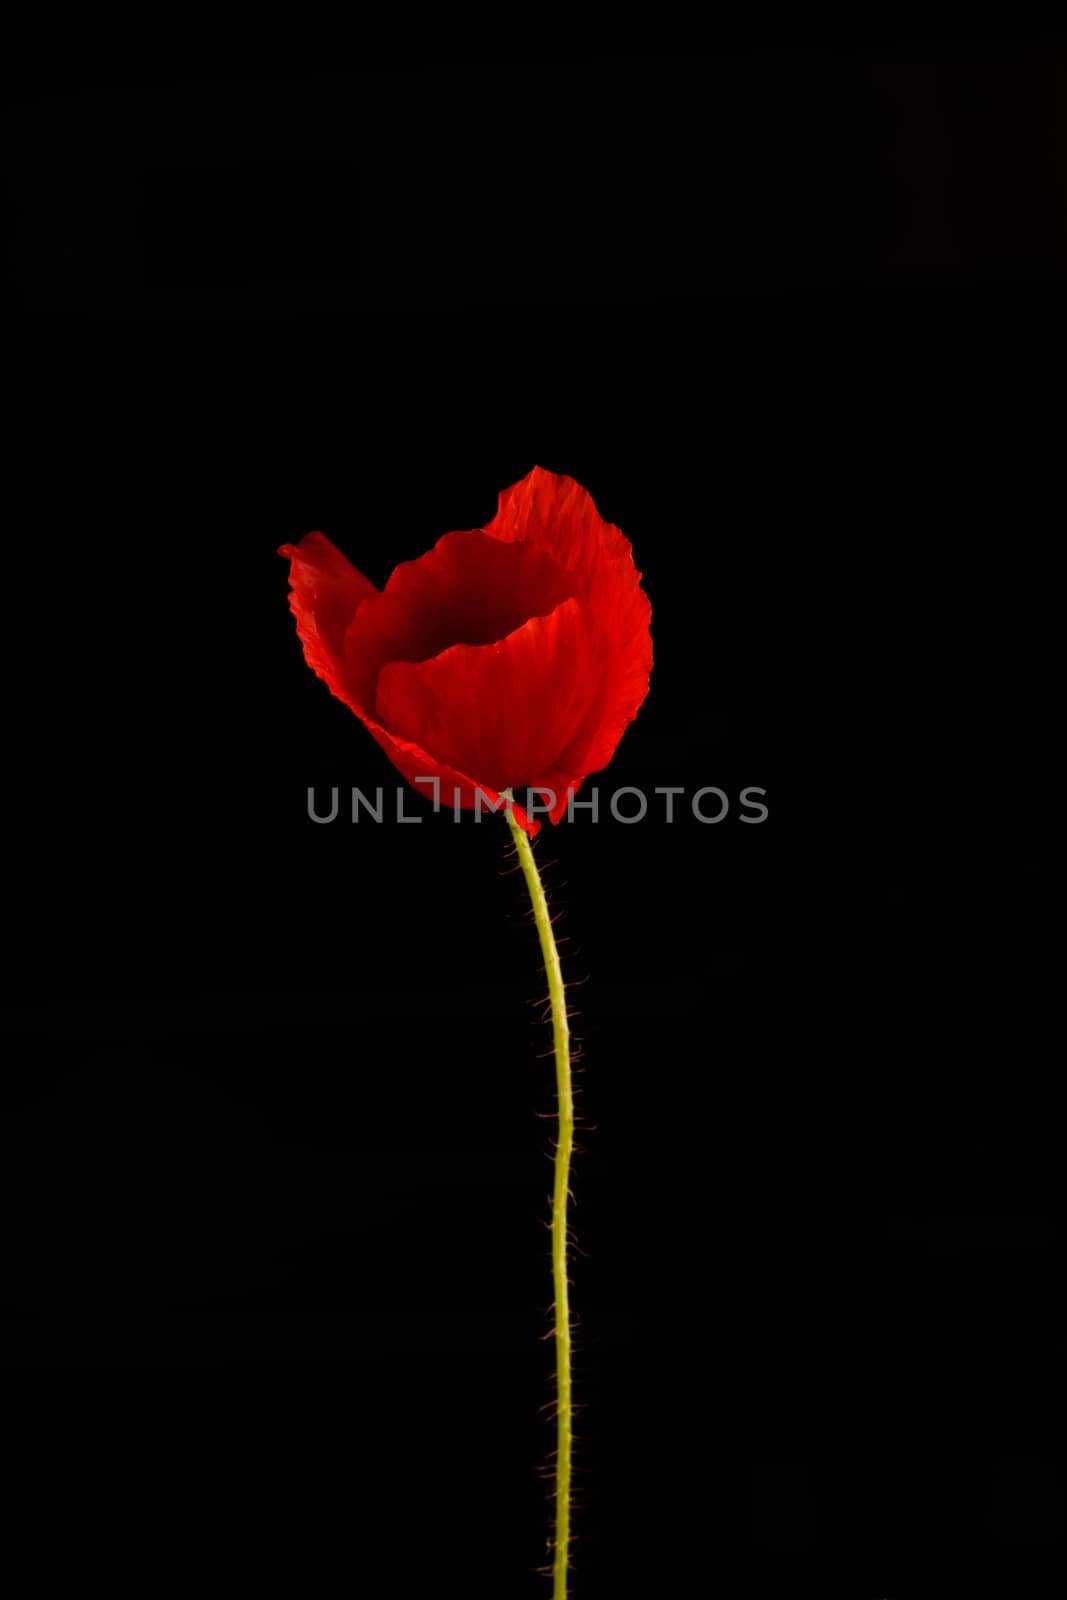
[483,465,654,794]
[374,597,600,796]
[280,533,546,836]
[343,528,579,706]
[360,719,544,836]
[278,531,378,710]
[550,579,653,786]
[483,464,636,587]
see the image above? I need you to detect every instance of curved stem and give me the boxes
[504,795,573,1598]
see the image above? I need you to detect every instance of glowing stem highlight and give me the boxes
[504,795,574,1599]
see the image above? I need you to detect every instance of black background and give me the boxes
[5,31,1063,1596]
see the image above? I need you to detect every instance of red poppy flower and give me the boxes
[279,465,652,835]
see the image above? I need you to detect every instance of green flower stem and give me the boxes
[504,794,573,1598]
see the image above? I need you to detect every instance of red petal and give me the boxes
[343,528,578,706]
[482,466,654,801]
[548,577,653,787]
[359,722,545,836]
[375,596,600,795]
[280,531,547,834]
[482,464,637,586]
[278,532,378,710]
